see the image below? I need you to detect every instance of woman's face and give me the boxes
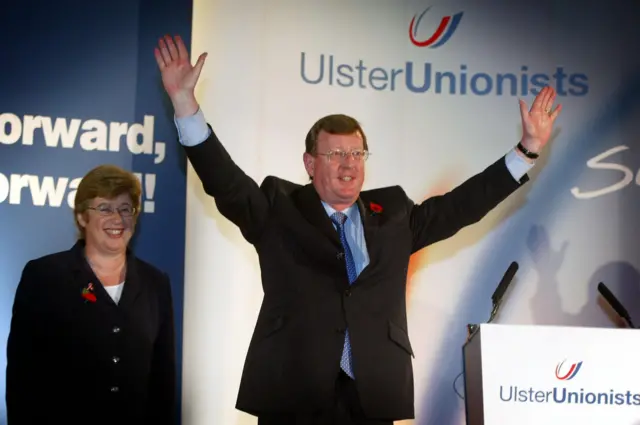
[77,193,136,255]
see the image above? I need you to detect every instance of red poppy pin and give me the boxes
[369,201,383,215]
[82,282,97,303]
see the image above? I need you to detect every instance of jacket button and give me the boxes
[112,326,121,333]
[344,289,351,297]
[336,252,344,260]
[112,356,120,364]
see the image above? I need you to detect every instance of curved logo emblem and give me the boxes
[409,6,464,48]
[555,360,583,381]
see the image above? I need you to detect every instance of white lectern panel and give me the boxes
[464,324,640,425]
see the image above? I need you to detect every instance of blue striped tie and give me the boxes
[331,212,356,379]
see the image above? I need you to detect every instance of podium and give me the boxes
[463,323,640,425]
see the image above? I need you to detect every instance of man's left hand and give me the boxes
[518,86,562,154]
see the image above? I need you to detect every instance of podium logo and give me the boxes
[555,359,583,381]
[499,359,640,406]
[408,6,463,48]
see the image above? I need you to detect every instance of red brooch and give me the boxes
[369,202,383,215]
[82,282,97,303]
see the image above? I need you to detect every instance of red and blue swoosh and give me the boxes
[555,360,583,380]
[409,7,463,48]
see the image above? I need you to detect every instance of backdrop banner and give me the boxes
[0,1,192,423]
[182,0,640,424]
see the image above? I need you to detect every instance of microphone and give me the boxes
[461,262,520,400]
[597,282,636,328]
[488,261,519,323]
[467,261,519,340]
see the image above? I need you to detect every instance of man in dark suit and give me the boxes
[6,165,176,425]
[154,35,561,424]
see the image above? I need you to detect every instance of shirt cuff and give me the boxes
[504,148,534,182]
[174,108,211,147]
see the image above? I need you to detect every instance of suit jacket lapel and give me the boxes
[69,240,113,306]
[294,184,342,248]
[355,197,380,282]
[118,252,141,311]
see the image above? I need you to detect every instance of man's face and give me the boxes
[303,130,366,210]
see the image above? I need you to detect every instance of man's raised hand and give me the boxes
[154,35,207,117]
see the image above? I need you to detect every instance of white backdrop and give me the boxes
[181,1,640,424]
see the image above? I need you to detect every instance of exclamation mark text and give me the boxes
[133,173,156,214]
[144,174,156,213]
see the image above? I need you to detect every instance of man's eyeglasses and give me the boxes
[317,149,370,162]
[87,204,136,217]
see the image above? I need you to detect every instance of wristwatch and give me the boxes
[516,142,539,159]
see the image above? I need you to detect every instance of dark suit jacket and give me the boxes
[184,128,528,421]
[5,240,176,425]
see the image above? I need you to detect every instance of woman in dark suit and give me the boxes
[5,164,176,425]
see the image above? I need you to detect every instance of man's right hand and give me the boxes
[154,35,207,118]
